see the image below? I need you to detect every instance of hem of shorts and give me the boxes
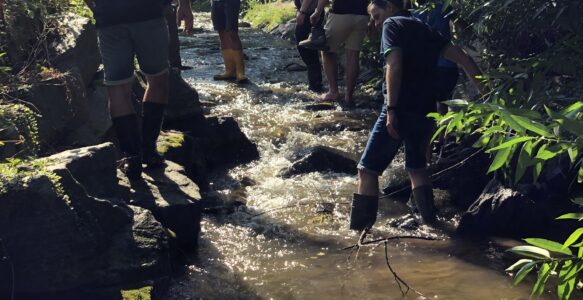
[104,76,134,86]
[357,164,382,176]
[141,68,169,77]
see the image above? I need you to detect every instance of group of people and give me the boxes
[85,0,483,231]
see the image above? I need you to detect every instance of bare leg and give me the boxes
[144,72,169,104]
[320,51,339,101]
[344,49,360,105]
[357,169,380,196]
[107,83,134,118]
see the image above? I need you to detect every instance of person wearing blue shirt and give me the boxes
[349,0,484,230]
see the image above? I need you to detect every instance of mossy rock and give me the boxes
[157,130,185,155]
[0,102,40,161]
[122,286,153,300]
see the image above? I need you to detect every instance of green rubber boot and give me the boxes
[349,193,379,231]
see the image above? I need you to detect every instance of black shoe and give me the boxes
[119,155,142,180]
[412,186,436,223]
[143,151,165,169]
[142,102,166,167]
[349,193,379,231]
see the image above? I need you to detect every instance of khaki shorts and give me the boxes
[324,13,369,52]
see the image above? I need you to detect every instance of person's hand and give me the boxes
[296,11,306,26]
[386,110,400,139]
[310,9,322,26]
[176,4,193,34]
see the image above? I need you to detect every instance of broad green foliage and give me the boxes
[507,209,583,299]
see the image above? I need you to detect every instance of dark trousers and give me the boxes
[164,4,182,68]
[294,0,323,87]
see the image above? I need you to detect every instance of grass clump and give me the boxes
[244,0,296,30]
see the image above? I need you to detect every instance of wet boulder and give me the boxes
[269,19,296,41]
[280,146,357,178]
[203,116,260,168]
[43,142,118,199]
[457,179,573,238]
[51,13,101,87]
[157,130,209,191]
[0,161,170,297]
[118,161,202,251]
[66,79,112,147]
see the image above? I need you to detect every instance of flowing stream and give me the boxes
[168,13,547,300]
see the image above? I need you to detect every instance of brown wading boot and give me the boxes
[349,193,379,231]
[142,102,166,168]
[412,186,436,223]
[112,114,142,180]
[213,49,237,81]
[298,26,328,51]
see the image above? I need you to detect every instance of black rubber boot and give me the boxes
[412,186,436,223]
[112,114,142,179]
[298,26,328,51]
[142,102,166,168]
[307,64,323,92]
[349,193,379,231]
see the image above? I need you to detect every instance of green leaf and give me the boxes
[579,164,583,183]
[506,259,534,272]
[442,99,469,107]
[431,125,446,142]
[511,115,553,137]
[533,161,543,182]
[532,262,552,296]
[515,143,532,184]
[513,261,536,286]
[560,101,583,116]
[486,136,533,153]
[571,198,583,206]
[568,147,579,164]
[446,111,465,134]
[473,134,492,148]
[563,228,583,249]
[487,146,512,173]
[535,144,561,160]
[557,261,579,300]
[557,213,583,221]
[557,118,583,136]
[525,238,572,255]
[499,110,526,134]
[508,245,551,259]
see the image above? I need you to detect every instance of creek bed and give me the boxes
[168,13,543,300]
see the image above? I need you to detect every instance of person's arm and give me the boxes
[83,0,95,12]
[310,0,328,26]
[442,44,484,94]
[296,0,313,26]
[385,50,403,139]
[176,0,193,34]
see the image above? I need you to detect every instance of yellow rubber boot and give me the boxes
[234,50,248,84]
[213,50,236,81]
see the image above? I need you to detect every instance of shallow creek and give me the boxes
[168,13,546,300]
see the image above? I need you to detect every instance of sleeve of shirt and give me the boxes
[381,19,402,57]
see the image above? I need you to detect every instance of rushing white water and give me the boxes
[169,13,548,300]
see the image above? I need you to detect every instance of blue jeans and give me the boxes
[358,104,435,175]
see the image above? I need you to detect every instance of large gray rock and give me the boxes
[280,146,357,178]
[66,80,112,147]
[51,13,101,87]
[157,130,209,191]
[457,179,548,238]
[43,142,118,199]
[118,161,202,251]
[203,116,260,168]
[0,165,170,296]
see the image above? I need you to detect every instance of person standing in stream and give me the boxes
[294,0,324,92]
[83,0,193,179]
[211,0,248,83]
[308,0,369,108]
[349,0,484,229]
